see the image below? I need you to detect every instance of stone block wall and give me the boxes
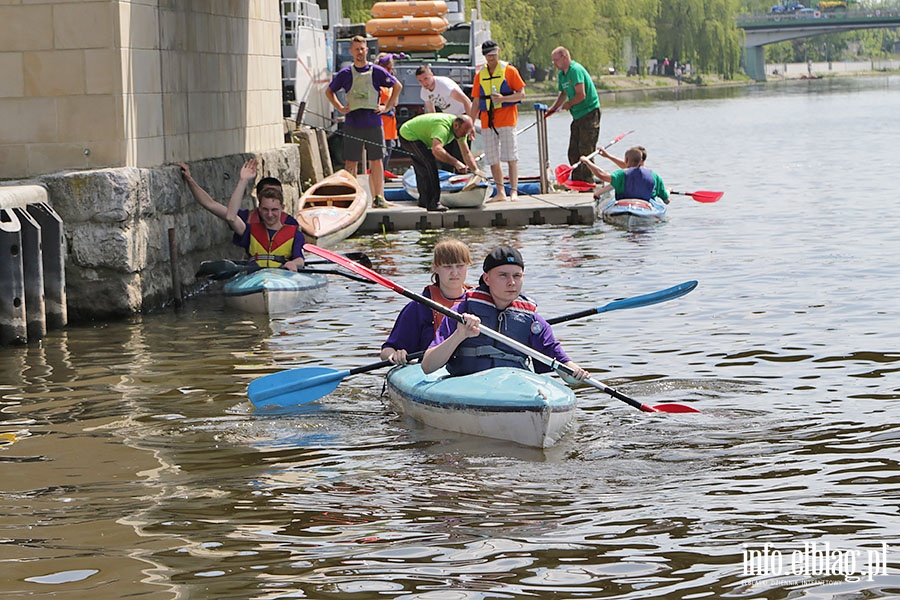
[0,1,284,179]
[34,144,306,321]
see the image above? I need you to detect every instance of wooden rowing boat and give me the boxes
[385,365,577,448]
[599,195,668,229]
[296,170,367,248]
[402,168,490,208]
[222,268,328,315]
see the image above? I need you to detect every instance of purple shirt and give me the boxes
[329,63,398,128]
[429,298,570,374]
[383,286,471,355]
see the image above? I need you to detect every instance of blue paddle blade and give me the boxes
[596,280,698,314]
[247,366,350,409]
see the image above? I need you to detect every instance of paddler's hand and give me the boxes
[579,155,593,165]
[557,361,588,386]
[471,168,489,179]
[454,313,481,339]
[386,348,409,365]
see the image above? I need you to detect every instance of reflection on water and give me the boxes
[2,76,900,599]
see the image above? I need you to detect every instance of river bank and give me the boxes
[525,58,900,102]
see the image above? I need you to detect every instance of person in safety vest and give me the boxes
[468,40,526,203]
[545,46,602,185]
[579,147,669,203]
[226,186,305,272]
[381,239,472,364]
[178,158,298,246]
[326,35,401,210]
[422,246,588,381]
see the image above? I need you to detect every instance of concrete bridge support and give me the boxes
[0,186,67,345]
[743,45,767,82]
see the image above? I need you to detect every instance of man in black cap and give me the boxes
[422,246,588,380]
[468,41,526,202]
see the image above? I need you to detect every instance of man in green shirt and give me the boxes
[546,46,601,184]
[398,113,481,212]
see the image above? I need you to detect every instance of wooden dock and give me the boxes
[356,177,599,234]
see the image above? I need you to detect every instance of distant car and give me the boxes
[787,3,806,10]
[770,5,786,13]
[796,7,818,17]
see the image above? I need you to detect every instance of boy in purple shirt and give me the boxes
[422,246,588,380]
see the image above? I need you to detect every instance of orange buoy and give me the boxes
[371,0,448,18]
[377,34,446,52]
[366,16,449,36]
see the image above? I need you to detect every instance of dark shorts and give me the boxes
[343,124,385,162]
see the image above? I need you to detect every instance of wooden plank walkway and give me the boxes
[356,176,599,234]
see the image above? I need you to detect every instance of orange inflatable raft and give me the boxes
[371,0,448,18]
[377,34,446,52]
[366,16,449,36]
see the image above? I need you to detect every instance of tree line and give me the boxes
[346,0,899,79]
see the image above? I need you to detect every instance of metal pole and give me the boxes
[168,228,183,308]
[534,103,550,194]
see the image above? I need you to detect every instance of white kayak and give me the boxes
[385,364,577,448]
[222,268,328,315]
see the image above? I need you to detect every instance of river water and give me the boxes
[2,76,899,599]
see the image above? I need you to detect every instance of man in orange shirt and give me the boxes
[469,40,526,202]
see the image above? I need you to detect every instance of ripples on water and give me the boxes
[2,77,900,599]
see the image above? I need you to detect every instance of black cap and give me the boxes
[481,40,499,56]
[483,246,524,273]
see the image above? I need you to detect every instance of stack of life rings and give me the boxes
[366,1,449,52]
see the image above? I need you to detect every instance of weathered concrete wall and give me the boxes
[0,1,283,179]
[33,144,305,321]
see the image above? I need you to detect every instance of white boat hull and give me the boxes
[386,365,577,448]
[223,269,328,315]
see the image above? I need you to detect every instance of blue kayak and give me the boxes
[385,365,577,448]
[222,268,328,315]
[600,196,668,229]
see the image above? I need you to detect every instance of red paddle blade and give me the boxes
[647,403,702,413]
[554,164,574,185]
[673,190,724,203]
[689,190,723,203]
[563,179,594,192]
[304,244,402,293]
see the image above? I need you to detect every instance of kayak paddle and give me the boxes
[195,251,372,279]
[547,280,697,325]
[670,190,724,203]
[554,130,634,187]
[249,351,425,408]
[304,244,701,414]
[247,281,696,408]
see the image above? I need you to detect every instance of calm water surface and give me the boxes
[2,76,900,599]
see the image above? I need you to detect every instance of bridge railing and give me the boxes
[737,7,900,25]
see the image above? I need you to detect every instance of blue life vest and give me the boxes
[447,287,539,377]
[622,166,656,200]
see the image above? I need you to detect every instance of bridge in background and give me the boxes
[736,9,900,80]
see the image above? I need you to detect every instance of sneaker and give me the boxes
[372,195,391,209]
